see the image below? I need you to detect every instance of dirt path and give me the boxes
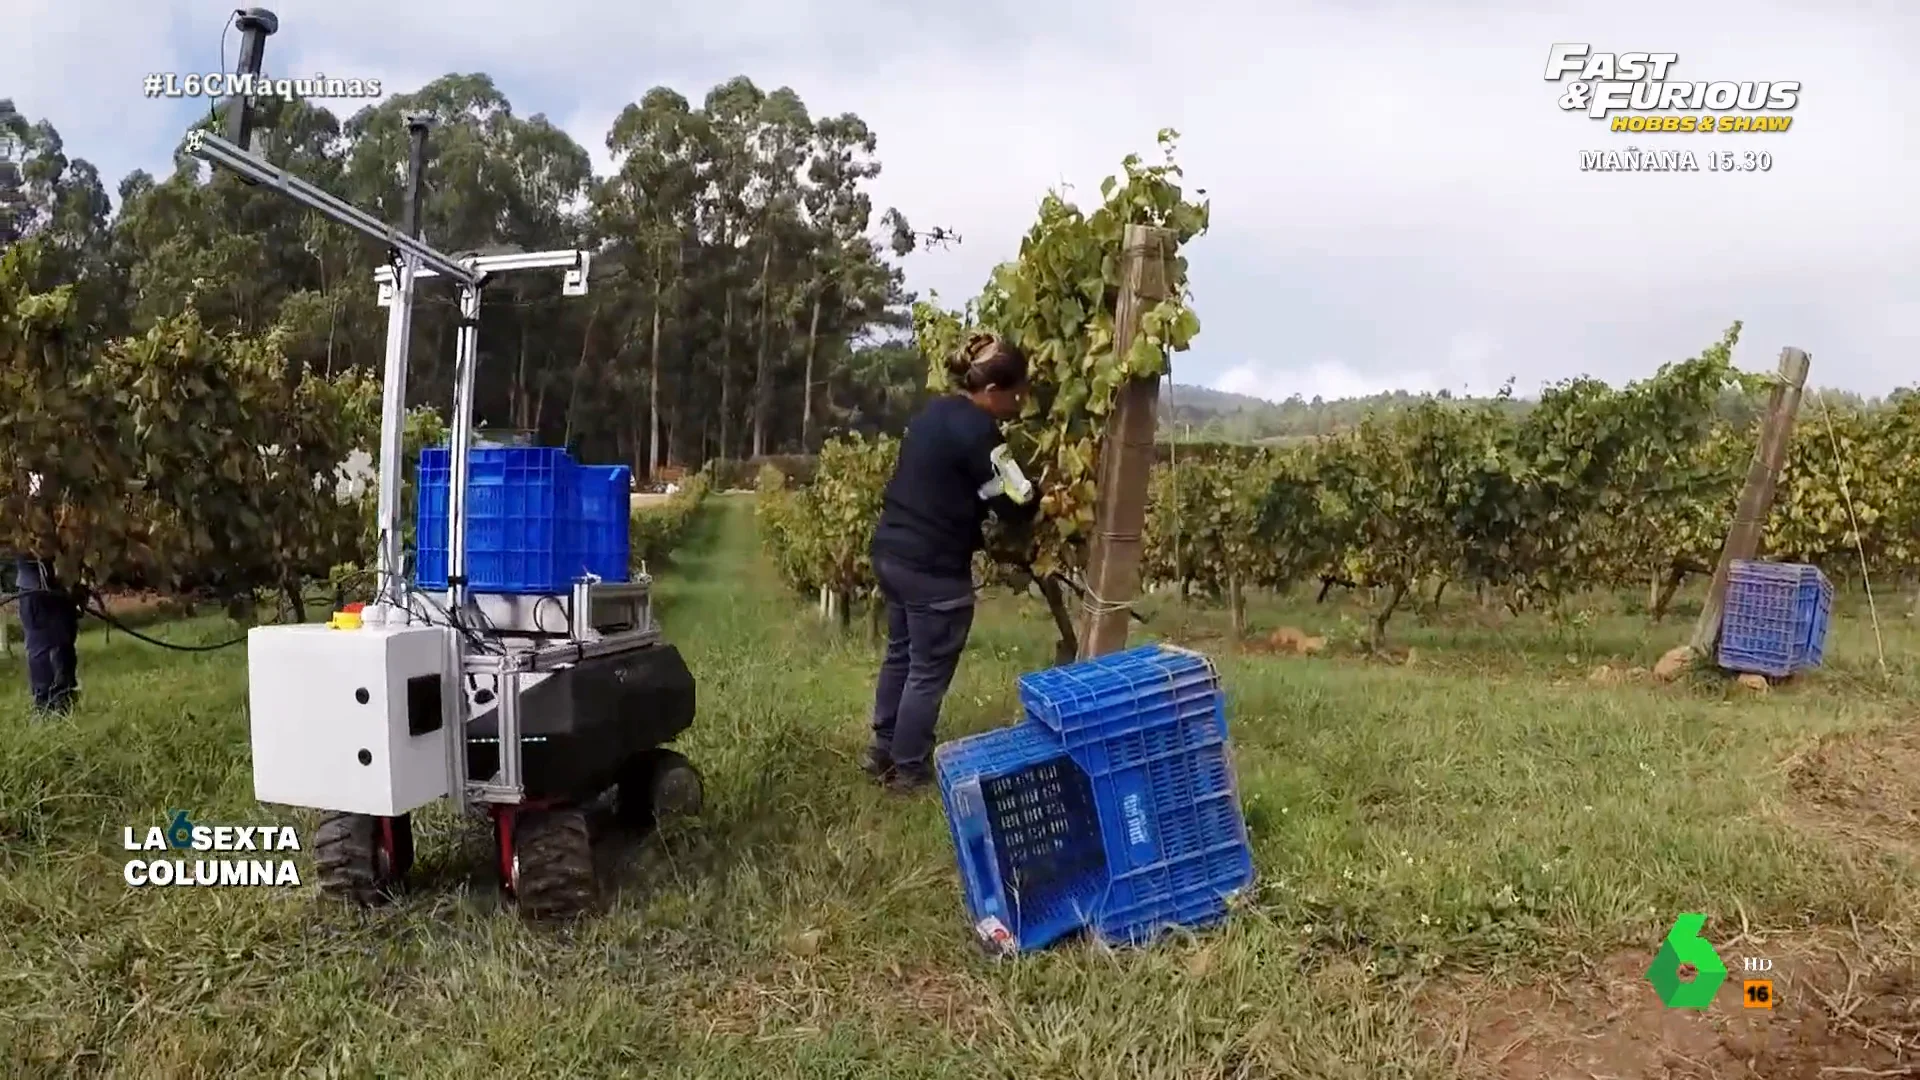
[1439,932,1917,1078]
[1433,723,1920,1078]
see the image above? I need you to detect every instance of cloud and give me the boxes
[5,0,1916,397]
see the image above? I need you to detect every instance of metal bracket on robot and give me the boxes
[373,251,591,306]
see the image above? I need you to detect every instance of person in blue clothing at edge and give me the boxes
[9,469,83,717]
[863,331,1040,792]
[13,552,81,716]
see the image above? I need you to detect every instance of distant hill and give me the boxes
[1159,379,1884,444]
[1157,383,1525,442]
[1159,384,1277,417]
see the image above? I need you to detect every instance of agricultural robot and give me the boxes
[203,10,702,918]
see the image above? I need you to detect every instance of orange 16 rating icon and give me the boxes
[1744,980,1775,1009]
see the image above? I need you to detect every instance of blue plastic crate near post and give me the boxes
[1017,644,1256,946]
[935,722,1109,954]
[1718,560,1833,678]
[415,446,580,594]
[574,465,632,583]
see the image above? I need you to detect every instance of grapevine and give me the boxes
[914,130,1208,586]
[756,434,897,624]
[759,183,1920,647]
[1,240,382,603]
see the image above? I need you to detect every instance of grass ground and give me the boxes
[2,494,1916,1078]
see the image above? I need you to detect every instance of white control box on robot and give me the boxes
[247,623,454,816]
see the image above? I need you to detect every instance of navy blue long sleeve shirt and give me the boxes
[870,395,1039,579]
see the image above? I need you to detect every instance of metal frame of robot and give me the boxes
[183,128,657,816]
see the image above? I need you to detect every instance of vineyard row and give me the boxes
[756,334,1920,647]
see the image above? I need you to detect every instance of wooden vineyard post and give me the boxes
[1688,346,1811,659]
[1077,223,1176,660]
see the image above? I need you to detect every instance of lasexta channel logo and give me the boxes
[121,808,303,888]
[1646,913,1727,1008]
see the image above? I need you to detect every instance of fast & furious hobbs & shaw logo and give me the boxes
[1547,44,1799,173]
[122,810,302,887]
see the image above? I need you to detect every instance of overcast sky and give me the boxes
[6,0,1916,400]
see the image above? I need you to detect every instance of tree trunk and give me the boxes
[1036,575,1078,666]
[532,373,548,443]
[560,309,598,449]
[801,288,823,450]
[513,318,531,430]
[719,291,734,462]
[1431,577,1448,609]
[281,576,307,626]
[1370,581,1409,652]
[323,290,338,378]
[1651,565,1687,623]
[668,233,688,470]
[1228,574,1247,639]
[431,318,451,408]
[665,400,680,470]
[750,244,776,458]
[648,269,665,479]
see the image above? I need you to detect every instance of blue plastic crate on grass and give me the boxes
[1018,643,1256,947]
[935,721,1110,955]
[1718,560,1833,678]
[573,464,632,583]
[1076,702,1253,946]
[1020,643,1223,747]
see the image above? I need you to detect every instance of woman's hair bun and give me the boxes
[946,332,997,378]
[947,331,1021,390]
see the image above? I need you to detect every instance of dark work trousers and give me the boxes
[869,555,976,775]
[15,556,79,713]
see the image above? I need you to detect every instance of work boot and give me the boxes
[30,696,73,722]
[859,746,893,781]
[885,762,933,795]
